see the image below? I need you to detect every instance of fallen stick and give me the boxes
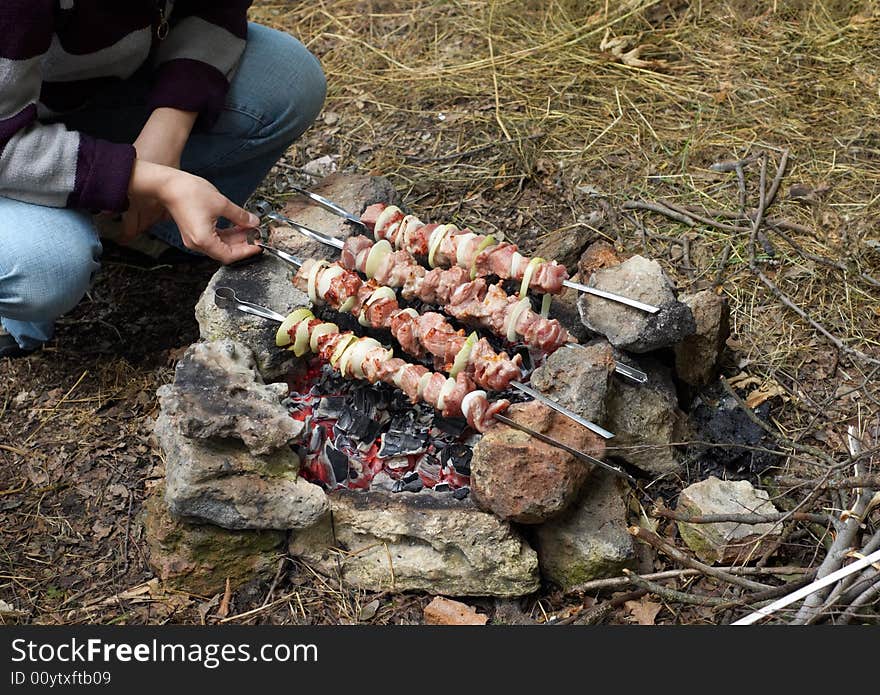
[629,526,772,592]
[732,547,880,625]
[566,566,811,595]
[651,504,830,526]
[621,200,696,227]
[622,570,731,607]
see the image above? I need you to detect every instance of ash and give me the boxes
[284,361,475,496]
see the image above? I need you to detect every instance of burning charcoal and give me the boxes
[392,479,406,493]
[314,396,346,420]
[440,443,473,476]
[335,409,383,443]
[352,386,380,418]
[308,424,325,453]
[433,482,451,493]
[402,478,424,493]
[416,455,442,486]
[370,471,396,492]
[323,440,351,485]
[452,486,470,500]
[433,415,468,438]
[378,431,429,458]
[385,456,412,471]
[402,471,420,484]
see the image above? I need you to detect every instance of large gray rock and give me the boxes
[676,477,782,564]
[143,489,286,595]
[289,490,540,597]
[194,257,309,380]
[605,357,686,476]
[157,340,302,456]
[269,173,400,260]
[674,290,730,388]
[470,401,604,524]
[577,255,696,353]
[535,470,636,590]
[156,413,328,531]
[530,340,615,425]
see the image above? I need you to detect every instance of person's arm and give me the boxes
[128,160,261,264]
[147,1,253,128]
[0,1,135,212]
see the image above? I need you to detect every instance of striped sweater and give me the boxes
[0,1,252,213]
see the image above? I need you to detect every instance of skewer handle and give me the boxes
[214,287,287,323]
[563,279,660,314]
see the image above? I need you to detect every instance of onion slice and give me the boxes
[374,205,403,239]
[417,372,432,400]
[308,260,330,305]
[275,308,313,347]
[309,323,338,352]
[519,256,545,299]
[338,296,356,314]
[428,224,455,268]
[450,331,478,378]
[316,265,344,302]
[292,319,312,357]
[461,390,487,420]
[437,377,457,412]
[364,239,393,279]
[505,297,531,342]
[540,294,552,318]
[329,334,358,368]
[470,235,496,280]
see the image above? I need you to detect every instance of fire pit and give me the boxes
[147,173,750,597]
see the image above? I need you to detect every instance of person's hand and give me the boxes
[120,108,196,242]
[128,160,262,264]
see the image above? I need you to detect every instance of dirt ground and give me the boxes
[1,1,879,625]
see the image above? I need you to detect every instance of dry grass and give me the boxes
[255,0,880,450]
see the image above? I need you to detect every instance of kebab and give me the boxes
[291,257,524,391]
[264,187,659,313]
[212,286,631,480]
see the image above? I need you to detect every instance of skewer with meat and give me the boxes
[291,258,523,391]
[274,309,508,432]
[339,234,572,353]
[359,203,568,295]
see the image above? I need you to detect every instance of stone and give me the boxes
[194,257,309,380]
[289,489,540,597]
[157,339,302,456]
[578,240,623,278]
[676,477,783,564]
[577,255,696,353]
[470,401,604,523]
[534,226,598,272]
[423,597,488,625]
[535,470,636,590]
[605,357,687,476]
[156,413,328,531]
[547,273,589,343]
[530,340,615,424]
[143,489,285,596]
[674,289,730,388]
[269,173,400,261]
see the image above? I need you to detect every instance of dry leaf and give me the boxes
[217,578,232,619]
[625,597,662,625]
[424,596,488,625]
[91,521,113,540]
[358,599,380,621]
[745,382,786,408]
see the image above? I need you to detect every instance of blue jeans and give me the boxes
[0,24,325,350]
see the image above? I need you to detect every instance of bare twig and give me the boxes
[621,200,696,227]
[622,570,732,607]
[651,504,830,526]
[629,526,772,592]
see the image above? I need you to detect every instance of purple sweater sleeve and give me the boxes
[0,1,135,212]
[147,1,253,126]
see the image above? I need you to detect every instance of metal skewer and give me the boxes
[265,209,659,313]
[510,381,614,440]
[287,184,368,231]
[214,287,621,465]
[493,413,633,483]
